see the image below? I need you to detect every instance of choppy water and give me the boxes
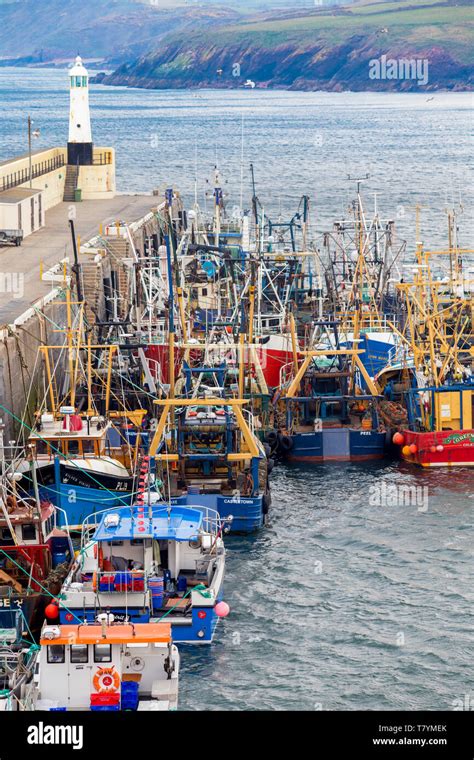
[1,69,473,710]
[1,68,473,249]
[179,462,474,711]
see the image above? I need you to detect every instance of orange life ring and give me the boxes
[93,667,120,693]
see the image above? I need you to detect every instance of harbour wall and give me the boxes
[0,295,67,443]
[0,145,116,209]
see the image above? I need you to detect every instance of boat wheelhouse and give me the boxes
[22,411,137,530]
[25,620,179,711]
[0,496,73,636]
[399,381,474,467]
[59,504,226,643]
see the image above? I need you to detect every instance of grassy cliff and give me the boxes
[99,0,473,91]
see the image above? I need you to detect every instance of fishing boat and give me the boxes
[396,380,474,466]
[9,292,152,530]
[23,618,179,711]
[0,482,73,637]
[389,237,474,467]
[149,225,273,524]
[274,335,387,462]
[58,503,228,643]
[22,406,140,530]
[0,609,39,711]
[149,397,270,532]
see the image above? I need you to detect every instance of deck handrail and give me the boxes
[80,503,225,551]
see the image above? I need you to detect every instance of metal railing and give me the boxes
[1,155,65,192]
[93,152,113,166]
[80,503,226,553]
[386,342,414,366]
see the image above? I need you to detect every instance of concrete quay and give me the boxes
[0,194,156,327]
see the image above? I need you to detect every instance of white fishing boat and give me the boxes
[24,617,179,711]
[58,503,229,643]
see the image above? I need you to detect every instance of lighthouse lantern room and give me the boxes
[68,56,93,166]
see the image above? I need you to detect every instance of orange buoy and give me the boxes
[409,444,418,454]
[401,445,411,457]
[392,432,405,446]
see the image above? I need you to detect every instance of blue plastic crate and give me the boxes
[121,680,139,710]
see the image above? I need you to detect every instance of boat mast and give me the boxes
[165,188,176,403]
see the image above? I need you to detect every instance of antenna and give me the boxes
[239,113,244,212]
[194,138,198,207]
[347,173,370,195]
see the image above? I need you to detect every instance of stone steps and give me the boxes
[63,165,79,201]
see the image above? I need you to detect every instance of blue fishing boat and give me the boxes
[19,412,139,531]
[148,397,270,533]
[58,504,228,644]
[12,312,151,532]
[275,343,387,463]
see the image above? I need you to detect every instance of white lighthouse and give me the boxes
[67,56,93,165]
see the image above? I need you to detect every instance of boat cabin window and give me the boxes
[21,524,36,541]
[70,644,88,664]
[1,528,13,542]
[62,441,79,456]
[82,441,96,455]
[130,539,143,546]
[94,644,112,663]
[43,515,54,538]
[110,540,124,547]
[35,441,49,455]
[47,645,65,664]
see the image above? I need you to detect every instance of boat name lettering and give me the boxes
[0,597,23,607]
[444,433,474,445]
[223,498,253,504]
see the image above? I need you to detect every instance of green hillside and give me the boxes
[100,0,473,90]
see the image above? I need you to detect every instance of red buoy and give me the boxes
[392,432,405,446]
[45,601,59,620]
[409,444,418,454]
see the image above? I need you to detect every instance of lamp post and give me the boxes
[27,115,40,187]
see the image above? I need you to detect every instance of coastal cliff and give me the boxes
[95,1,474,91]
